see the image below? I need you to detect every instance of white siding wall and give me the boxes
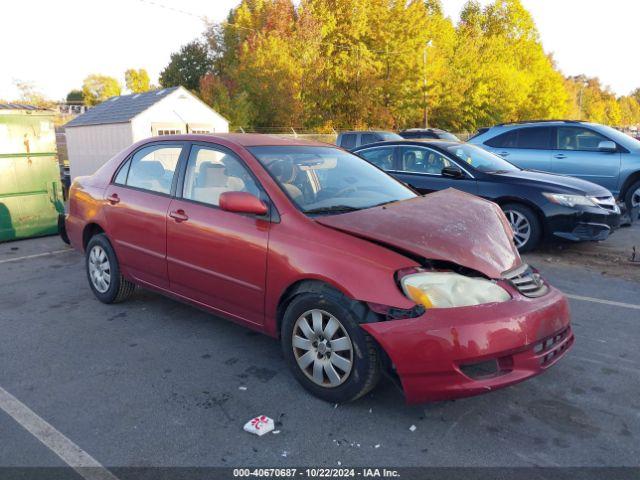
[130,88,229,142]
[67,123,133,179]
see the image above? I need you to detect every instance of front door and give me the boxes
[103,142,183,288]
[551,126,621,191]
[166,143,270,326]
[391,146,478,195]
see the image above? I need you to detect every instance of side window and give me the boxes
[517,127,551,149]
[358,147,395,171]
[400,147,451,174]
[125,144,181,194]
[361,133,378,146]
[557,127,609,151]
[182,145,261,207]
[485,130,518,148]
[340,134,357,149]
[113,159,131,185]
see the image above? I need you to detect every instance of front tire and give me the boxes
[281,288,381,403]
[86,234,136,304]
[624,180,640,220]
[502,203,542,253]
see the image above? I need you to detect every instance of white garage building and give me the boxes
[65,86,229,179]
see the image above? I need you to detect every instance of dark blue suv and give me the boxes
[469,120,640,216]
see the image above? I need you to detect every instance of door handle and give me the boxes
[498,151,510,157]
[107,193,120,205]
[554,154,568,159]
[169,210,189,222]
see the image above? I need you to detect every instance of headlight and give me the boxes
[401,272,511,309]
[543,193,597,208]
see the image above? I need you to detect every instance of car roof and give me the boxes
[491,120,594,129]
[140,133,331,148]
[338,130,394,135]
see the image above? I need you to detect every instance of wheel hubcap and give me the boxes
[292,309,353,388]
[88,245,111,293]
[505,210,531,249]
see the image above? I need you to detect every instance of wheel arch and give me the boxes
[82,222,106,251]
[620,171,640,200]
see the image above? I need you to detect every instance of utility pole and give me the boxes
[422,40,432,129]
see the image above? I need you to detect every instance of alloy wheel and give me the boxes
[505,210,531,250]
[292,309,354,388]
[88,245,111,293]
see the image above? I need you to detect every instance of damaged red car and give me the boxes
[65,134,573,404]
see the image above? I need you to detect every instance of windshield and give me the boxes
[595,124,640,150]
[445,143,519,173]
[249,146,416,214]
[380,132,403,141]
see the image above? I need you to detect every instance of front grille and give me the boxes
[533,327,573,366]
[590,195,618,212]
[502,264,548,298]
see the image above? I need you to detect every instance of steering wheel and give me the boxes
[270,159,296,184]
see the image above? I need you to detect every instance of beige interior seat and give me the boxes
[192,162,246,205]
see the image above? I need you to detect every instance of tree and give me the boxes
[13,80,54,108]
[66,89,83,103]
[159,41,210,91]
[125,69,151,93]
[82,75,122,106]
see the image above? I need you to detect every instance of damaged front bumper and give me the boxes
[547,204,621,242]
[361,285,572,404]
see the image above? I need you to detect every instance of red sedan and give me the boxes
[65,134,573,404]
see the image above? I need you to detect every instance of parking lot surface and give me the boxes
[0,234,639,471]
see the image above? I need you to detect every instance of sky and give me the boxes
[1,0,638,101]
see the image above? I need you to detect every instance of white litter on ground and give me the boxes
[409,425,417,432]
[272,430,280,434]
[334,404,338,409]
[238,386,247,391]
[368,408,372,413]
[374,444,380,449]
[243,415,275,436]
[281,451,288,457]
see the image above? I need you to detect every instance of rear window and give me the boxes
[340,134,357,149]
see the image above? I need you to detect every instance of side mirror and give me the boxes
[219,191,268,216]
[441,165,464,179]
[598,140,617,153]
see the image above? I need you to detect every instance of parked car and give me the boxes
[468,120,640,216]
[399,128,460,142]
[354,140,621,252]
[65,134,573,404]
[336,130,402,150]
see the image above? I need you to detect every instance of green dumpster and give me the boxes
[0,105,64,242]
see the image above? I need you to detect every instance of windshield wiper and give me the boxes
[305,205,361,215]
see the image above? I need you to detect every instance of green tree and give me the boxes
[159,41,210,91]
[82,74,122,106]
[125,68,151,93]
[66,89,83,102]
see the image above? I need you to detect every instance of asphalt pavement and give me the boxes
[0,235,638,473]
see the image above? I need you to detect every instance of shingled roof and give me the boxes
[65,87,179,128]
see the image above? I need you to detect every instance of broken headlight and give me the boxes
[400,272,510,309]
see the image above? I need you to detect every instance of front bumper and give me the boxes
[546,204,621,242]
[361,286,572,404]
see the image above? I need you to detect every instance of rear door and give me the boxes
[103,142,184,288]
[391,145,477,195]
[550,126,621,190]
[484,127,552,171]
[166,143,270,327]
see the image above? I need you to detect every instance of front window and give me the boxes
[249,146,415,214]
[358,146,395,170]
[399,146,452,174]
[444,144,519,173]
[557,127,608,151]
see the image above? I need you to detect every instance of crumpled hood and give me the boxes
[315,189,522,279]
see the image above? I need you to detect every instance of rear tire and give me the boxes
[86,234,136,304]
[502,203,542,253]
[281,288,381,403]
